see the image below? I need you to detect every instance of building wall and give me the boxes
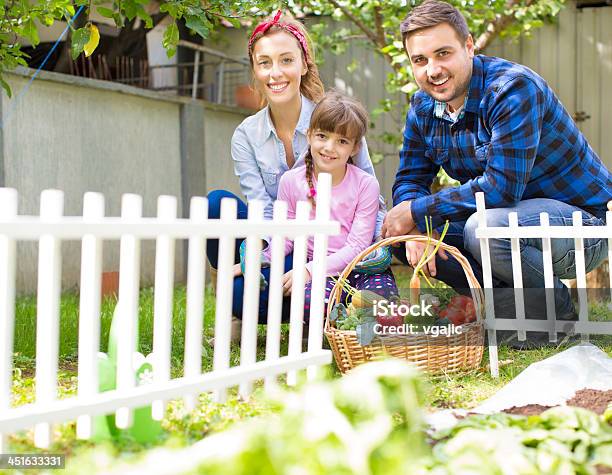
[478,4,612,170]
[0,69,248,294]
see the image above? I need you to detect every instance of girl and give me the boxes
[270,91,397,312]
[206,11,388,325]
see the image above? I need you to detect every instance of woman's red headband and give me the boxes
[248,10,310,62]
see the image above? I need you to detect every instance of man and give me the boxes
[382,0,611,345]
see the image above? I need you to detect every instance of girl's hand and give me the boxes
[405,231,448,277]
[281,267,311,296]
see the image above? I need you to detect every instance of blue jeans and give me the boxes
[393,198,608,320]
[206,190,294,323]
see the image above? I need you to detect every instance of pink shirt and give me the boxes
[266,164,380,277]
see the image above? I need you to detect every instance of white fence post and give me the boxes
[539,213,558,343]
[239,200,264,398]
[0,189,337,442]
[508,213,526,341]
[0,188,18,453]
[183,197,207,411]
[34,189,64,448]
[475,192,499,378]
[307,173,332,381]
[76,192,105,439]
[115,194,143,429]
[212,198,238,403]
[152,195,178,420]
[264,201,288,390]
[287,201,311,387]
[572,211,589,342]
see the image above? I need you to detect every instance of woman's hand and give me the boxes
[281,267,311,296]
[232,263,243,277]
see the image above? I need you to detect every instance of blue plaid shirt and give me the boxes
[393,55,612,232]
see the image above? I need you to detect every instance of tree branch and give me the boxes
[373,6,385,47]
[474,0,535,52]
[326,0,382,48]
[326,0,403,74]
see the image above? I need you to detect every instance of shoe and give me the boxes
[231,316,243,344]
[209,265,217,292]
[491,331,580,350]
[207,316,243,346]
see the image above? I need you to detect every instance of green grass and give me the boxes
[13,286,217,365]
[8,284,291,461]
[6,269,612,466]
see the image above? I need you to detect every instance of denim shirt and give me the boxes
[231,95,386,237]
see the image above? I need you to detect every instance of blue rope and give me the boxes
[1,5,86,130]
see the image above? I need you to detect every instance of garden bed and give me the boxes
[504,389,612,416]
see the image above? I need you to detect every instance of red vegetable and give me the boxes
[445,307,466,326]
[464,301,477,323]
[450,295,473,311]
[376,314,403,331]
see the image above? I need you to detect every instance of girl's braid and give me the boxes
[304,150,316,208]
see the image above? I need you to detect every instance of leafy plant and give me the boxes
[0,0,271,96]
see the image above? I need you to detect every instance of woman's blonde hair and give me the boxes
[304,90,369,206]
[248,13,325,106]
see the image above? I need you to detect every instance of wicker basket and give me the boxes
[324,235,485,375]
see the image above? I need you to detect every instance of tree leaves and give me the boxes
[83,24,100,57]
[71,27,91,60]
[185,14,212,39]
[163,22,180,58]
[0,76,12,98]
[97,7,115,18]
[17,19,40,46]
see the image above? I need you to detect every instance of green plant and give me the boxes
[0,0,272,96]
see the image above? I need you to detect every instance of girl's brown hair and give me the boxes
[304,91,369,207]
[248,14,325,105]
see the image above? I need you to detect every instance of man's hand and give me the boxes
[405,229,448,278]
[381,201,416,239]
[281,267,311,296]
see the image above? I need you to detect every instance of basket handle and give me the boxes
[324,235,484,330]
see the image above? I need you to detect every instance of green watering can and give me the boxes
[91,303,164,444]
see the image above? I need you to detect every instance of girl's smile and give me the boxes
[308,130,360,185]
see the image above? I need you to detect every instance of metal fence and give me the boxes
[148,40,251,105]
[64,41,251,108]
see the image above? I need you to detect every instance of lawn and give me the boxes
[5,265,612,471]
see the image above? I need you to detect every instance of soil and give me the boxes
[503,404,553,416]
[502,388,612,416]
[567,389,612,415]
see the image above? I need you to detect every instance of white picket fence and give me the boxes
[0,174,337,450]
[474,192,612,377]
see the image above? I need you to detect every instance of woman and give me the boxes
[207,11,387,323]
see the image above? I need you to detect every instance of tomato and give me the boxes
[445,307,466,326]
[464,301,477,323]
[438,308,449,319]
[376,314,403,331]
[450,295,473,311]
